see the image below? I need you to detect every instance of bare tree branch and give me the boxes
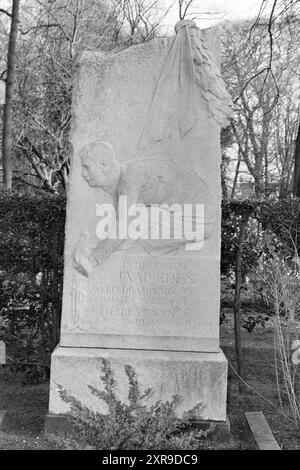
[20,23,61,35]
[0,8,12,18]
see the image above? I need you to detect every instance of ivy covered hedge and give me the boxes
[0,191,66,382]
[0,191,66,273]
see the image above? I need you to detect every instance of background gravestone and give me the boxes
[48,21,233,422]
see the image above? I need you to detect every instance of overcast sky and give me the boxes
[0,0,266,31]
[159,0,265,30]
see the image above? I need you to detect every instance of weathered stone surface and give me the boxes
[49,346,228,421]
[59,27,229,352]
[245,412,281,450]
[61,256,220,352]
[0,341,5,364]
[49,22,232,423]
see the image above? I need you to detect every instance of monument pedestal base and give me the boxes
[48,345,228,421]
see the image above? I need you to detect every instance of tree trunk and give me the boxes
[221,151,229,199]
[293,119,300,197]
[231,151,242,199]
[2,0,20,190]
[233,212,249,393]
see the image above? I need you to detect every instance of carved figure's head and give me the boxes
[80,140,121,193]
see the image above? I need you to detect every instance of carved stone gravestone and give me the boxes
[48,21,233,423]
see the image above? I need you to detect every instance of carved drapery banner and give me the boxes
[138,19,234,150]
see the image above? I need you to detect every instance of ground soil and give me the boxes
[223,311,300,450]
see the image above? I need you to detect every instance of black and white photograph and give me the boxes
[0,0,299,454]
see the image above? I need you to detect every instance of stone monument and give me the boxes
[48,20,233,425]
